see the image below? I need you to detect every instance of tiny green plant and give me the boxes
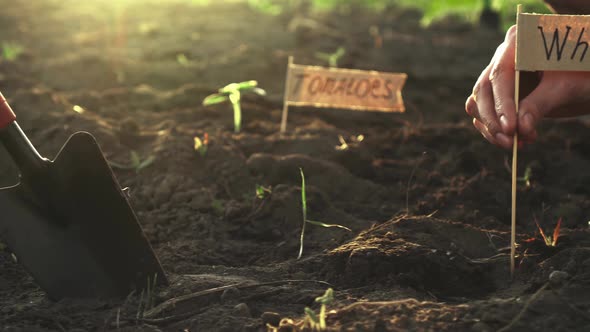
[176,53,190,66]
[211,199,224,216]
[109,150,155,173]
[136,274,158,320]
[255,184,272,199]
[193,132,209,156]
[534,217,562,247]
[304,288,334,331]
[202,80,266,133]
[1,42,24,62]
[298,168,351,259]
[315,47,345,67]
[517,165,533,188]
[248,0,283,16]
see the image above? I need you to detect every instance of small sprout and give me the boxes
[298,168,351,259]
[109,151,155,173]
[255,184,272,199]
[130,151,155,173]
[72,105,85,114]
[202,80,266,133]
[177,53,190,66]
[193,133,209,156]
[1,42,24,62]
[248,0,283,16]
[534,216,562,247]
[211,199,224,215]
[335,135,348,151]
[315,287,334,305]
[517,165,533,188]
[315,47,345,67]
[304,288,334,331]
[335,134,364,151]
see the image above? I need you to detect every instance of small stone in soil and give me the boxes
[233,302,252,317]
[549,270,570,287]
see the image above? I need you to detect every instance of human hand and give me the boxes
[465,25,590,149]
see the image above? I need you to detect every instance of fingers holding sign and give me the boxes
[466,23,590,149]
[466,25,518,149]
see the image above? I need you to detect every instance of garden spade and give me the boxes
[0,92,167,300]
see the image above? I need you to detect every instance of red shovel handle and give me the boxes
[0,92,17,130]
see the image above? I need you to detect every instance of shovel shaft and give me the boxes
[0,93,50,181]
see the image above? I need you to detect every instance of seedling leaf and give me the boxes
[220,80,258,93]
[306,220,351,231]
[194,133,209,156]
[304,307,319,324]
[137,155,155,171]
[534,216,551,246]
[130,151,141,167]
[251,87,267,96]
[255,184,271,199]
[534,216,562,247]
[177,53,190,66]
[552,217,562,247]
[1,42,24,61]
[315,288,334,305]
[203,93,230,106]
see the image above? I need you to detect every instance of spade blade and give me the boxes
[0,131,166,300]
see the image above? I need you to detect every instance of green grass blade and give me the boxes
[298,168,307,259]
[306,220,351,232]
[137,155,155,172]
[130,151,141,167]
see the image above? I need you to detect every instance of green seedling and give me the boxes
[109,151,155,173]
[298,168,351,259]
[534,217,562,247]
[1,42,24,61]
[211,199,224,216]
[255,184,272,199]
[176,53,190,66]
[517,165,533,188]
[202,80,266,133]
[315,47,345,67]
[248,0,283,16]
[304,288,334,331]
[193,132,209,156]
[136,274,158,320]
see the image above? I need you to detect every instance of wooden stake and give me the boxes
[511,4,523,278]
[280,56,294,133]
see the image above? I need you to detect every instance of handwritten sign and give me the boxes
[281,57,406,132]
[517,13,590,71]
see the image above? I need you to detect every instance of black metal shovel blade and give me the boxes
[0,131,166,300]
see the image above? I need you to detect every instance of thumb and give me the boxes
[517,75,570,142]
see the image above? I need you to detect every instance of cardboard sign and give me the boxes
[285,64,406,112]
[280,57,407,132]
[517,13,590,71]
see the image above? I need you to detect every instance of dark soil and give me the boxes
[1,1,590,331]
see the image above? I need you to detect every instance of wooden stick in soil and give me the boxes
[510,4,522,278]
[280,56,294,133]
